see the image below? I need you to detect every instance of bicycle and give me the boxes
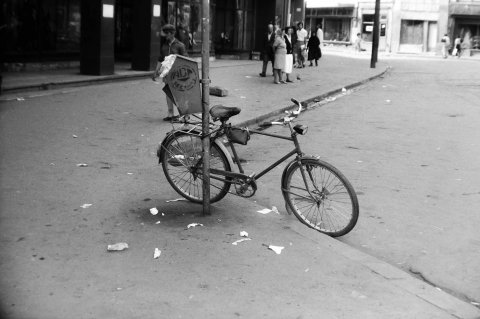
[157,98,359,237]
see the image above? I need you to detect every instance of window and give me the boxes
[400,20,424,44]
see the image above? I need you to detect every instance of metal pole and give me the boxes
[370,0,380,68]
[201,0,211,215]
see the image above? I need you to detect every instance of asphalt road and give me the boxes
[241,57,480,304]
[1,56,479,317]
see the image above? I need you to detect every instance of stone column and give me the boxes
[132,0,162,71]
[80,0,115,75]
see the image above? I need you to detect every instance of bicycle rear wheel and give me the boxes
[161,131,231,203]
[283,158,359,237]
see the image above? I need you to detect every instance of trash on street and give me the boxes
[155,221,161,225]
[232,238,251,245]
[257,208,272,214]
[150,207,159,215]
[240,231,249,237]
[80,204,92,209]
[271,206,280,214]
[73,134,78,138]
[76,163,88,167]
[107,242,129,251]
[265,245,284,255]
[166,198,187,203]
[342,87,347,93]
[187,223,204,229]
[153,248,161,259]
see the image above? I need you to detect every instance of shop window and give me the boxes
[324,18,350,42]
[165,0,203,51]
[400,20,423,44]
[214,0,254,52]
[1,0,81,58]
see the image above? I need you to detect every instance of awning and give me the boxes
[306,0,355,8]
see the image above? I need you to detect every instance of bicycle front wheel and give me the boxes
[283,158,359,237]
[161,131,231,203]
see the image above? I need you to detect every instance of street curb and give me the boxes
[235,66,391,128]
[1,62,259,95]
[282,207,480,319]
[2,72,155,94]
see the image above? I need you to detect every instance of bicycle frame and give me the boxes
[212,126,301,181]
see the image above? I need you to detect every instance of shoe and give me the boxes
[274,81,280,84]
[309,63,313,67]
[259,73,266,77]
[280,80,287,84]
[163,115,179,122]
[286,80,294,83]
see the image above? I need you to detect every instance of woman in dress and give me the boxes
[307,32,321,66]
[284,26,295,82]
[272,28,287,84]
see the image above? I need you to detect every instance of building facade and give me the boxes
[305,0,480,55]
[1,0,306,73]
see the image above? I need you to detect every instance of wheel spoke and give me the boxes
[284,159,358,237]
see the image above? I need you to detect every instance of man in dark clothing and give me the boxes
[154,24,187,121]
[259,23,275,77]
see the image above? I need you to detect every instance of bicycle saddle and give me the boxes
[210,105,241,121]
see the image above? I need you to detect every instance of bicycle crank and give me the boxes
[233,177,257,198]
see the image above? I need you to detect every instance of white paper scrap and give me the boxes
[150,207,159,215]
[240,231,249,237]
[155,221,161,225]
[80,204,92,209]
[268,245,284,255]
[257,208,272,215]
[232,238,251,245]
[271,206,280,214]
[166,198,187,203]
[73,134,78,138]
[76,163,88,167]
[187,223,204,229]
[153,248,161,259]
[107,242,129,251]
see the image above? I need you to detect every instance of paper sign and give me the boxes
[103,4,114,18]
[153,4,160,17]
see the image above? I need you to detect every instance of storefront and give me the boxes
[449,2,480,52]
[1,0,81,63]
[1,0,302,70]
[305,6,354,44]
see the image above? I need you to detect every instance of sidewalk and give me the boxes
[1,55,479,318]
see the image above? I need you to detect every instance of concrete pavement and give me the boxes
[1,54,479,318]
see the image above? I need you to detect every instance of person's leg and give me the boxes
[315,59,318,66]
[260,52,267,76]
[286,73,293,82]
[280,71,286,83]
[273,69,280,83]
[164,97,177,121]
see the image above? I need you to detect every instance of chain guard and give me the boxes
[233,177,257,198]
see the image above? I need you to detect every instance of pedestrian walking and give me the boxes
[273,29,287,84]
[295,22,308,68]
[452,36,462,58]
[316,24,324,45]
[259,23,275,77]
[154,24,187,122]
[307,32,321,66]
[284,26,295,82]
[354,33,362,52]
[441,33,451,58]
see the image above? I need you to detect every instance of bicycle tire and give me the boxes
[161,131,231,203]
[282,158,359,237]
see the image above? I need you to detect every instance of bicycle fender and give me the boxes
[281,155,320,188]
[157,130,234,171]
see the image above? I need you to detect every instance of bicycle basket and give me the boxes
[226,127,250,145]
